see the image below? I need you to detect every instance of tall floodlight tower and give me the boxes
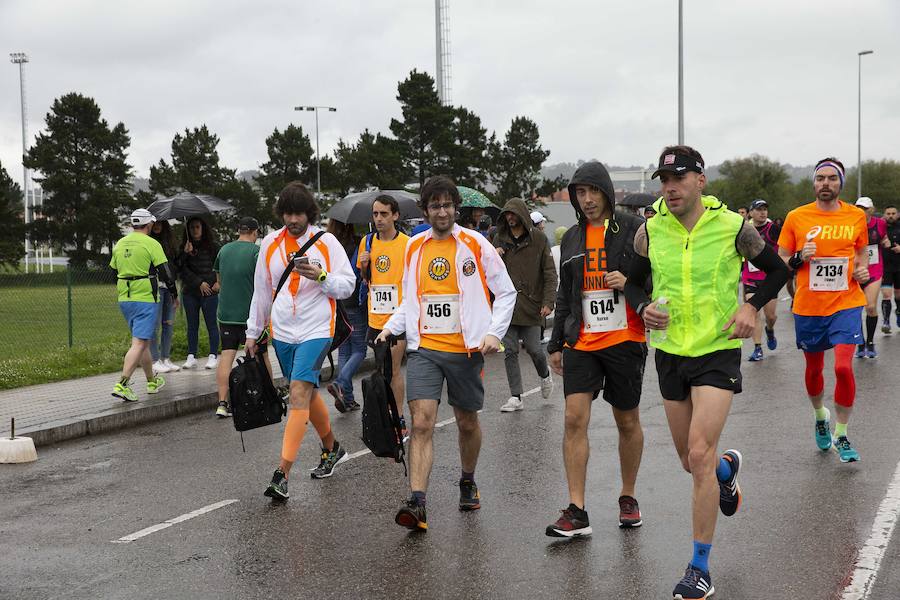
[10,52,30,272]
[435,0,452,105]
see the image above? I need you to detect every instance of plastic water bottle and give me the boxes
[650,297,669,344]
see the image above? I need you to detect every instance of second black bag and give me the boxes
[360,340,406,473]
[230,354,285,432]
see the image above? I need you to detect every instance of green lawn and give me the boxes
[0,283,212,390]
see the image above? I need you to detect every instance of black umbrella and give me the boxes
[147,192,232,220]
[326,189,422,224]
[619,192,657,208]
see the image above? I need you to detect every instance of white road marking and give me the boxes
[841,459,900,599]
[111,499,239,543]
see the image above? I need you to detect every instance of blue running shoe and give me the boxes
[815,408,832,451]
[747,347,764,362]
[718,449,742,517]
[865,343,877,359]
[833,435,860,463]
[765,326,777,350]
[854,345,866,359]
[673,564,715,599]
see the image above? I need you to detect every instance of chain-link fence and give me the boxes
[0,266,211,390]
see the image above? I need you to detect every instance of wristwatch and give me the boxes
[788,251,804,270]
[316,270,328,283]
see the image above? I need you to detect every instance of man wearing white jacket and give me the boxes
[376,176,516,531]
[245,182,356,500]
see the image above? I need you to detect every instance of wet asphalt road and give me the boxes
[3,301,900,600]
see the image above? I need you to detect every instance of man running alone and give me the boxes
[742,199,782,361]
[778,158,869,463]
[246,182,356,500]
[492,197,557,412]
[376,176,515,531]
[625,146,789,599]
[545,161,648,537]
[109,208,177,402]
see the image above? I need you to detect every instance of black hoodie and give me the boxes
[547,161,645,354]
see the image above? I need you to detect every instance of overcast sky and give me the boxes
[2,0,899,187]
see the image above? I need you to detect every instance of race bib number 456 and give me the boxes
[581,290,627,332]
[809,257,849,292]
[421,294,461,334]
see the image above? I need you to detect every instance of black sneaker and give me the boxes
[546,504,592,538]
[395,500,428,531]
[264,468,289,500]
[718,449,742,517]
[327,383,348,413]
[346,398,361,411]
[310,440,349,479]
[673,564,715,599]
[458,479,481,511]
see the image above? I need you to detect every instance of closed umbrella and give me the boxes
[147,192,232,220]
[326,189,421,224]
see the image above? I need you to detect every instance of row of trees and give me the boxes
[4,70,553,267]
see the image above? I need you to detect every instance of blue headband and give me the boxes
[815,161,845,189]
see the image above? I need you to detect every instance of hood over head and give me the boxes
[567,161,616,223]
[497,198,533,235]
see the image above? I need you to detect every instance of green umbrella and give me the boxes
[457,186,494,209]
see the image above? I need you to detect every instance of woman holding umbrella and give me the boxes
[179,217,221,369]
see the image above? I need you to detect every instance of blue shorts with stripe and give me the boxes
[794,307,863,352]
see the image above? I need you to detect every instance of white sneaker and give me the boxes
[152,360,171,374]
[183,354,197,369]
[163,358,180,372]
[500,396,523,412]
[205,354,218,369]
[541,374,555,399]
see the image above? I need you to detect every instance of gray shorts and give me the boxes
[406,347,484,412]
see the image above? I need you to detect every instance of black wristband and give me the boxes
[788,252,804,270]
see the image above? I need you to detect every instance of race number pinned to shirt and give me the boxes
[867,244,880,266]
[809,257,849,292]
[421,294,461,334]
[581,290,627,332]
[370,284,399,314]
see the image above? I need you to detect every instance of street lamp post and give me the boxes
[677,0,684,145]
[10,52,30,272]
[857,50,874,200]
[293,105,337,198]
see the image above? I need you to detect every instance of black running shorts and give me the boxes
[654,348,741,401]
[219,323,268,353]
[562,341,647,411]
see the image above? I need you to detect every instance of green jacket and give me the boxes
[647,195,744,356]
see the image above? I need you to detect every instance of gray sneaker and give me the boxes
[310,441,349,479]
[264,469,289,500]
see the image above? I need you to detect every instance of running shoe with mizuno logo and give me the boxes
[459,479,481,511]
[146,375,165,395]
[718,449,742,517]
[673,564,715,599]
[395,500,427,531]
[618,495,643,528]
[264,468,289,500]
[545,504,592,538]
[765,326,777,350]
[310,441,349,479]
[833,435,860,463]
[815,408,832,451]
[112,382,138,402]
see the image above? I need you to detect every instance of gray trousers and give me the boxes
[502,324,550,397]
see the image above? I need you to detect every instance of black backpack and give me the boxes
[273,231,353,382]
[230,354,286,441]
[360,340,406,473]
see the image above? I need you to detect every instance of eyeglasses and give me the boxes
[426,202,455,213]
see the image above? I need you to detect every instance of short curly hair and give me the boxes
[275,181,319,223]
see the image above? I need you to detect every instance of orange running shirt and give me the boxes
[417,237,470,353]
[572,223,646,352]
[358,232,409,329]
[778,200,867,317]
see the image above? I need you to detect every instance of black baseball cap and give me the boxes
[749,199,768,210]
[651,152,704,179]
[238,216,259,231]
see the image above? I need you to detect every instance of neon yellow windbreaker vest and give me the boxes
[647,195,744,357]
